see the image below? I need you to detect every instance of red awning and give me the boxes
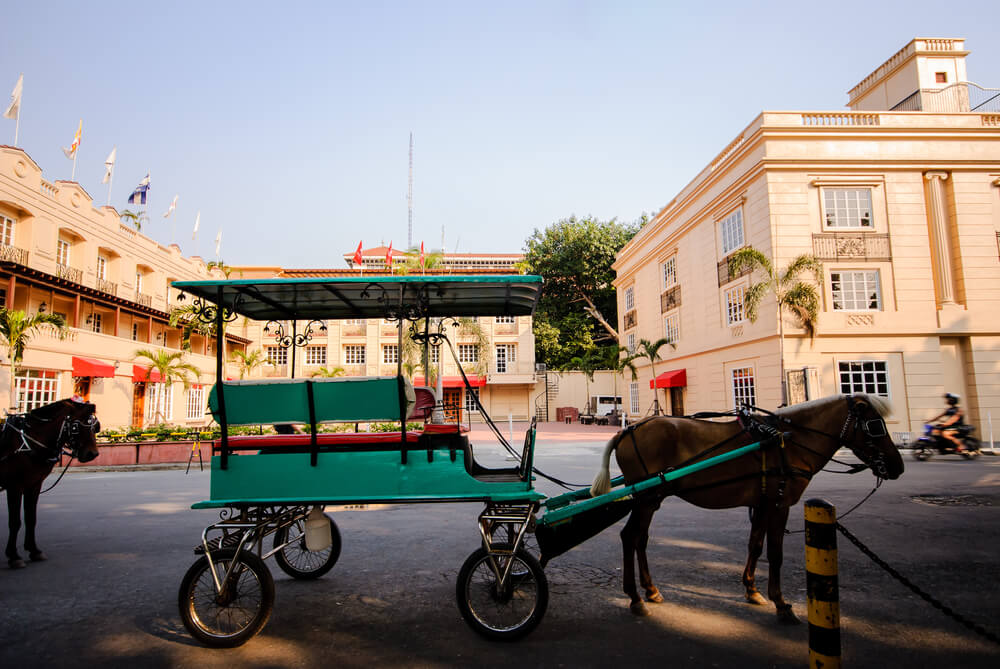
[72,356,115,378]
[650,369,687,389]
[413,375,487,388]
[132,364,163,384]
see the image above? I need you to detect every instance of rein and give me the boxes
[0,404,99,494]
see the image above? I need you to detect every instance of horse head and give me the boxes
[27,398,101,464]
[840,393,904,480]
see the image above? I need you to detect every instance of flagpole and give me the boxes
[106,165,113,207]
[13,107,19,147]
[71,153,77,181]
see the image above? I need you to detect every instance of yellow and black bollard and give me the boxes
[805,498,840,668]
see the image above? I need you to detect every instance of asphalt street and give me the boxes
[1,429,998,668]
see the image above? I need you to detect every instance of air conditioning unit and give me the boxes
[535,363,547,372]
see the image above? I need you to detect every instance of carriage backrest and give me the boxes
[208,376,417,426]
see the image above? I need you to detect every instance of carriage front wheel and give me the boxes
[456,543,548,641]
[178,547,275,648]
[273,514,342,580]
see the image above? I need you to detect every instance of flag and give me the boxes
[101,147,116,184]
[419,241,425,269]
[385,241,393,269]
[62,119,82,159]
[214,229,222,257]
[163,194,178,218]
[352,240,363,266]
[192,211,200,240]
[3,74,22,120]
[128,173,150,205]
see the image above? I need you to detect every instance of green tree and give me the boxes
[728,247,822,404]
[604,345,639,416]
[230,348,268,379]
[310,365,346,378]
[561,349,604,414]
[524,214,644,367]
[132,349,200,424]
[0,308,67,410]
[396,247,444,275]
[169,304,214,351]
[119,209,147,232]
[637,337,674,415]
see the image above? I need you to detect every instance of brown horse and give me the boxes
[590,393,903,622]
[1,398,100,568]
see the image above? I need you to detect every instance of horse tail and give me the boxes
[590,435,619,497]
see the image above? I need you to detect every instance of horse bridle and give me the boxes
[2,408,100,463]
[836,397,891,479]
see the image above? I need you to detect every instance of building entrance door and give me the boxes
[132,383,146,428]
[670,387,684,417]
[73,377,91,401]
[443,388,461,422]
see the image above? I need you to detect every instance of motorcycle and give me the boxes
[912,423,981,461]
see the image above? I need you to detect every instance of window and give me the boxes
[719,209,744,255]
[624,286,635,311]
[90,313,102,333]
[458,344,479,364]
[935,72,947,84]
[430,345,440,363]
[304,346,327,366]
[495,316,515,324]
[629,382,639,415]
[661,257,677,289]
[1,215,15,246]
[626,332,636,353]
[343,344,366,365]
[265,345,288,366]
[823,188,873,229]
[342,318,365,326]
[663,312,680,343]
[495,344,516,373]
[15,369,59,412]
[731,367,756,408]
[96,255,108,280]
[56,238,71,266]
[131,323,139,341]
[382,344,399,364]
[724,284,747,325]
[146,382,174,422]
[831,270,881,311]
[838,361,889,397]
[135,271,143,293]
[464,388,480,413]
[186,386,205,420]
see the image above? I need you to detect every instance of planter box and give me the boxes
[71,444,137,467]
[137,442,198,465]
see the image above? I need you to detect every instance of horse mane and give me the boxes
[778,393,893,419]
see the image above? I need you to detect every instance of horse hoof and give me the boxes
[746,591,768,606]
[645,589,664,604]
[777,606,800,625]
[630,601,651,617]
[9,558,26,569]
[29,551,47,562]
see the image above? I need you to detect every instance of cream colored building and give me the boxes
[614,38,1000,439]
[0,145,244,430]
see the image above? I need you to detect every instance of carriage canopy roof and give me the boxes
[171,275,543,321]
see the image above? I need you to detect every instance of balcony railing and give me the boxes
[717,255,752,286]
[56,263,83,284]
[812,233,891,262]
[96,277,117,296]
[660,285,682,313]
[891,82,1000,113]
[623,310,637,330]
[134,291,152,307]
[0,243,28,265]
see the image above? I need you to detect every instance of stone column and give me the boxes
[923,172,956,306]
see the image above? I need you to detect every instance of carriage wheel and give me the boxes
[273,515,341,580]
[456,543,548,641]
[178,547,275,647]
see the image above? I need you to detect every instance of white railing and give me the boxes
[801,112,880,126]
[40,180,58,199]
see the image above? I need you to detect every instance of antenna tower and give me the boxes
[407,132,413,249]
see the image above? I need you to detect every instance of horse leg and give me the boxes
[620,506,648,616]
[742,505,768,605]
[6,488,26,568]
[23,483,46,562]
[635,499,664,605]
[766,505,799,624]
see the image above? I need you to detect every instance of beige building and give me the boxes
[614,38,1000,439]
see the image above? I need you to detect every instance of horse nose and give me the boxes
[78,450,99,463]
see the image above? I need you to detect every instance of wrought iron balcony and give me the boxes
[891,82,1000,113]
[717,255,751,286]
[0,243,28,265]
[623,310,637,330]
[660,285,682,313]
[56,263,83,284]
[134,291,152,307]
[812,233,891,262]
[96,277,117,296]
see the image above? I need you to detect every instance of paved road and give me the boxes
[1,432,998,668]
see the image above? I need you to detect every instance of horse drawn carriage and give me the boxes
[171,274,902,647]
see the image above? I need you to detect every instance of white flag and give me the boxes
[192,211,200,240]
[3,74,22,120]
[102,147,116,184]
[214,229,222,257]
[62,119,82,159]
[163,194,178,218]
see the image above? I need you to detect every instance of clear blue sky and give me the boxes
[3,1,998,266]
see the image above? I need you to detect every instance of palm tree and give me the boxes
[605,345,639,417]
[0,308,67,411]
[119,209,146,232]
[132,349,200,425]
[310,365,345,378]
[637,337,674,415]
[457,317,490,377]
[561,349,604,415]
[728,247,822,405]
[396,247,444,275]
[206,260,234,278]
[230,349,268,379]
[169,304,214,351]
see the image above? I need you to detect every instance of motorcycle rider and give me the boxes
[929,392,965,452]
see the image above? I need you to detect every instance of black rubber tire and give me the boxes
[273,515,341,580]
[456,543,548,641]
[178,547,275,648]
[913,446,933,461]
[961,437,981,459]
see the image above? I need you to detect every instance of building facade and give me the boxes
[614,39,1000,438]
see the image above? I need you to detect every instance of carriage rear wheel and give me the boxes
[273,514,341,579]
[456,543,548,641]
[179,547,275,647]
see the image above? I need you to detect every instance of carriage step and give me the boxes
[193,532,246,555]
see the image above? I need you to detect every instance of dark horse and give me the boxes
[591,393,904,622]
[1,398,100,568]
